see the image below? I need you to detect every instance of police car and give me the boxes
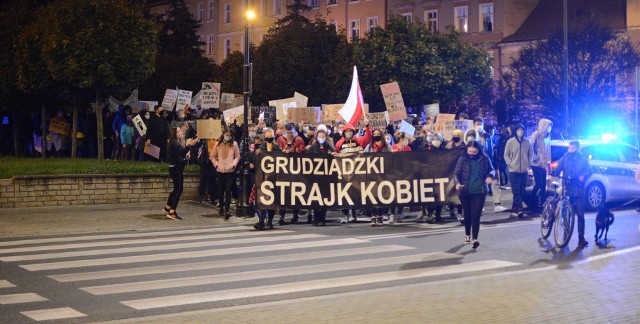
[549,139,640,210]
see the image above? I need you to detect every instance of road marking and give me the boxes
[0,293,48,304]
[121,260,520,310]
[21,307,86,321]
[50,245,414,282]
[0,230,290,254]
[21,238,368,271]
[0,226,250,247]
[0,280,16,288]
[2,233,325,262]
[82,252,460,295]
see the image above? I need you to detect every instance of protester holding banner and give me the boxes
[253,129,282,230]
[420,132,446,223]
[212,130,240,219]
[363,129,394,226]
[306,129,335,226]
[163,127,197,220]
[330,121,345,145]
[447,129,465,222]
[276,124,306,225]
[454,140,495,249]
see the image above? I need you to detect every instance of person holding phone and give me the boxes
[163,127,197,220]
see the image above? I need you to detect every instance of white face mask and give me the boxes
[179,114,185,119]
[385,138,391,144]
[224,136,232,142]
[318,137,326,144]
[144,114,150,120]
[432,140,441,148]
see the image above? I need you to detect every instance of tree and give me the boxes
[15,0,159,159]
[353,17,492,113]
[250,4,353,106]
[503,23,640,134]
[157,0,205,57]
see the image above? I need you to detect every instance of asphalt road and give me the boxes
[1,207,639,323]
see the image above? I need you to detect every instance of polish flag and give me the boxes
[339,66,366,126]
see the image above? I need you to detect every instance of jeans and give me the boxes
[461,193,486,240]
[509,172,527,209]
[571,196,586,241]
[218,172,234,211]
[167,165,184,210]
[532,166,547,208]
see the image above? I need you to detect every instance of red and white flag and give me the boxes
[339,66,366,126]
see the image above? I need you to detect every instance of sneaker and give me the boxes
[167,212,182,220]
[388,214,395,224]
[464,236,471,244]
[340,216,348,224]
[383,214,389,221]
[253,222,265,230]
[578,240,589,247]
[416,214,425,222]
[278,218,287,226]
[162,206,171,214]
[266,222,274,230]
[370,219,378,227]
[224,210,232,220]
[198,197,205,204]
[494,205,507,213]
[472,240,480,249]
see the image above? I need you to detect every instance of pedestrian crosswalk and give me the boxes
[0,226,520,322]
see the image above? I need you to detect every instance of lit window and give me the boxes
[309,0,318,7]
[208,0,214,21]
[454,6,468,33]
[367,16,378,32]
[401,13,412,23]
[425,10,437,33]
[198,2,204,22]
[224,39,231,59]
[481,3,493,32]
[274,0,282,15]
[350,19,360,40]
[224,3,231,24]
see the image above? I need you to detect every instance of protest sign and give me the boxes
[196,119,222,139]
[355,109,385,129]
[321,104,344,124]
[48,119,70,137]
[399,120,416,136]
[144,142,160,160]
[287,107,317,124]
[176,90,193,111]
[433,114,457,140]
[221,93,243,111]
[223,106,245,126]
[424,103,440,119]
[133,114,147,136]
[251,106,277,125]
[453,120,474,135]
[380,82,407,121]
[269,97,296,121]
[255,150,462,209]
[201,82,221,109]
[293,92,309,108]
[161,89,179,110]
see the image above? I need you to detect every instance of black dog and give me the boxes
[595,204,614,244]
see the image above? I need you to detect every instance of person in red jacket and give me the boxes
[276,124,306,224]
[334,120,372,223]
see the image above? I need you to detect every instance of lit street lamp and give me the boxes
[236,9,255,217]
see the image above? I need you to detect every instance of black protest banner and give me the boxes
[255,150,463,209]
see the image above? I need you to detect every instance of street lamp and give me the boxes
[236,9,255,217]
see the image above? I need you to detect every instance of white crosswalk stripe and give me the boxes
[0,226,521,322]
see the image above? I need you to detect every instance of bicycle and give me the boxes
[540,177,576,248]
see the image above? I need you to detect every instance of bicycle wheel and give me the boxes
[554,200,575,248]
[540,196,555,239]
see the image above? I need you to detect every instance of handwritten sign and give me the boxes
[196,119,222,139]
[132,114,147,136]
[201,82,221,109]
[380,82,407,121]
[356,111,389,129]
[176,90,193,111]
[161,89,179,110]
[269,97,296,121]
[287,107,318,124]
[251,106,277,125]
[293,92,309,108]
[221,93,243,111]
[223,106,245,126]
[48,119,70,137]
[321,104,344,124]
[424,103,440,118]
[433,113,456,140]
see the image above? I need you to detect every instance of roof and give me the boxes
[501,0,627,44]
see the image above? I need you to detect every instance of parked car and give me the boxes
[547,140,640,210]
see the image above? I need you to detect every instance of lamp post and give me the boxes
[236,9,255,217]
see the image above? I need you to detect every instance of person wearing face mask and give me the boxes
[454,140,495,249]
[212,130,240,219]
[145,105,169,162]
[552,141,592,247]
[164,127,198,220]
[504,123,532,218]
[384,133,394,146]
[335,120,372,224]
[306,129,335,226]
[275,124,306,225]
[464,128,480,146]
[253,129,282,230]
[419,133,446,223]
[363,129,394,226]
[530,118,553,213]
[119,117,136,160]
[388,132,412,223]
[446,129,465,222]
[331,122,345,145]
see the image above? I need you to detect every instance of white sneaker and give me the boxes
[416,214,425,221]
[340,216,348,224]
[494,205,507,212]
[389,214,395,224]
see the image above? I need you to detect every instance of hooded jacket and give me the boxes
[464,129,480,145]
[504,124,532,173]
[530,118,553,168]
[335,123,372,153]
[553,151,592,198]
[454,151,495,197]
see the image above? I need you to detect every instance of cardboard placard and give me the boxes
[251,106,277,125]
[176,90,193,111]
[269,97,296,121]
[424,103,440,118]
[201,82,221,109]
[220,93,243,111]
[48,119,70,137]
[433,113,457,141]
[287,107,318,124]
[293,92,309,108]
[356,111,389,129]
[133,114,147,136]
[144,142,160,159]
[196,119,222,139]
[321,104,345,124]
[223,106,245,126]
[380,82,408,121]
[161,89,179,110]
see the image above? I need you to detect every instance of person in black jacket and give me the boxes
[163,127,197,220]
[253,129,282,230]
[306,129,335,226]
[454,140,495,249]
[146,105,169,162]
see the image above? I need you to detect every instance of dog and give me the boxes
[595,204,615,244]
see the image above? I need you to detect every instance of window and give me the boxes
[619,145,640,163]
[274,0,282,15]
[208,0,214,21]
[583,145,621,162]
[309,0,318,7]
[223,39,231,59]
[367,16,378,32]
[401,13,412,23]
[425,10,437,33]
[208,35,215,55]
[480,3,494,32]
[224,3,231,24]
[454,6,468,33]
[198,2,204,22]
[328,0,337,5]
[350,19,360,40]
